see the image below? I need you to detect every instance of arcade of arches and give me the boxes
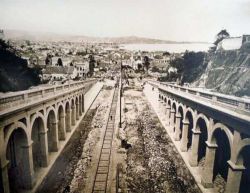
[0,93,85,193]
[157,91,250,193]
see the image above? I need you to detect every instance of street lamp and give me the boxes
[119,56,122,128]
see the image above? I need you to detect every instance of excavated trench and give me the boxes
[118,80,202,193]
[126,107,201,193]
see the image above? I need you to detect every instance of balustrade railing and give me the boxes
[148,80,250,112]
[0,79,96,111]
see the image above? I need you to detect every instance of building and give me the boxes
[0,29,4,39]
[217,35,250,51]
[75,61,89,79]
[42,66,77,82]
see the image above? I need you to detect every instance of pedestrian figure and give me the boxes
[110,115,112,120]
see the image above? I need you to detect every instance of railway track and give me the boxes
[92,87,119,193]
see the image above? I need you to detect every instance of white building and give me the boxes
[42,66,77,82]
[75,61,89,78]
[217,35,250,51]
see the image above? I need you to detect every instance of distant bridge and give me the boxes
[0,79,103,193]
[144,81,250,193]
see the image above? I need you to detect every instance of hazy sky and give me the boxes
[0,0,250,42]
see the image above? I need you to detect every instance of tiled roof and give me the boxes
[42,66,74,74]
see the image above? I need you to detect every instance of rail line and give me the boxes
[91,86,119,193]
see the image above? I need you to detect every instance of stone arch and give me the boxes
[4,123,33,191]
[210,123,233,149]
[210,123,233,184]
[236,140,250,193]
[57,103,66,141]
[70,97,76,126]
[181,108,194,151]
[30,111,46,132]
[81,94,85,113]
[75,95,79,120]
[30,113,48,170]
[65,100,71,132]
[4,121,29,152]
[171,101,177,112]
[79,95,82,116]
[169,100,177,132]
[176,104,184,139]
[195,114,209,166]
[183,107,195,122]
[46,107,59,152]
[235,139,250,165]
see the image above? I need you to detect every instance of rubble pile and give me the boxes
[91,103,109,128]
[214,174,226,193]
[69,127,101,192]
[127,106,201,193]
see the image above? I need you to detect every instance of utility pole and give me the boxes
[119,57,122,128]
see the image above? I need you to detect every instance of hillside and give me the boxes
[0,40,41,92]
[4,30,209,44]
[195,48,250,96]
[159,47,250,97]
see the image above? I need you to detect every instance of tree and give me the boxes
[45,54,52,65]
[163,51,171,56]
[143,56,150,72]
[151,66,160,72]
[88,54,95,76]
[57,58,63,66]
[214,29,230,46]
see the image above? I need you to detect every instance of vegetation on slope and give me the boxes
[158,51,207,84]
[0,40,41,92]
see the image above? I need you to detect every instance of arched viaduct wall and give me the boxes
[144,81,250,193]
[0,80,103,193]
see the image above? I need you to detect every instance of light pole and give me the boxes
[119,57,122,128]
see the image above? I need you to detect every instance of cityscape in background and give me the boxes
[1,1,250,193]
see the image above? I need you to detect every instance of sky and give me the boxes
[0,0,250,42]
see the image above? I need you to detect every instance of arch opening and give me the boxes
[82,94,84,113]
[239,145,250,193]
[185,111,193,150]
[79,95,82,115]
[65,102,71,132]
[76,97,79,120]
[6,127,29,192]
[172,102,177,132]
[47,110,58,152]
[0,166,3,193]
[58,105,65,141]
[197,118,208,166]
[71,99,76,126]
[212,129,231,187]
[178,106,184,139]
[31,117,46,171]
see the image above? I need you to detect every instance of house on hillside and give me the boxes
[217,35,250,51]
[75,61,89,79]
[42,66,77,82]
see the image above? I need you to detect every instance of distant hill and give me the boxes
[4,29,210,44]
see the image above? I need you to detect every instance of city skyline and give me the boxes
[0,0,250,42]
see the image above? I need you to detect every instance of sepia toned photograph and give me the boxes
[0,0,250,193]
